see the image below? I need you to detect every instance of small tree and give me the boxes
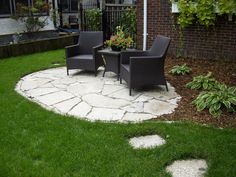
[12,0,50,33]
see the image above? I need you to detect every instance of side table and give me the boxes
[98,49,121,80]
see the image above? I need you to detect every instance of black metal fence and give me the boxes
[80,3,136,41]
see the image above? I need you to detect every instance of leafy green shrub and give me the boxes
[186,72,219,90]
[196,0,216,27]
[120,8,137,36]
[218,0,236,15]
[177,0,196,28]
[169,63,192,75]
[85,8,102,31]
[192,84,236,117]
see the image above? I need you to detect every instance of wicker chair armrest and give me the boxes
[120,50,148,64]
[65,44,80,58]
[130,56,164,71]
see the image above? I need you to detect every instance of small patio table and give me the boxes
[98,48,121,80]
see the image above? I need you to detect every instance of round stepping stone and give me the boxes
[166,159,207,177]
[129,135,166,149]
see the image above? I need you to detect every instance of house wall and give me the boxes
[136,0,236,60]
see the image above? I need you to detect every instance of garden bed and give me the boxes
[162,57,236,128]
[0,31,79,59]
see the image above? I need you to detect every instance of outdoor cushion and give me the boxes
[68,55,93,60]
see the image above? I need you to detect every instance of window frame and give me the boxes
[0,0,14,17]
[59,0,78,13]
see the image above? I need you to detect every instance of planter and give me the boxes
[111,45,122,51]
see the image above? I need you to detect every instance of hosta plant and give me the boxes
[169,63,192,75]
[186,72,219,90]
[192,84,236,117]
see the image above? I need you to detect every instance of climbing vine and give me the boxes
[174,0,236,28]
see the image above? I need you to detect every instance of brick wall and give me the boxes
[136,0,236,60]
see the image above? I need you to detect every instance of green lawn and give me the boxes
[0,50,236,177]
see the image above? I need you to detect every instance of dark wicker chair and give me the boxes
[120,35,171,96]
[65,31,104,76]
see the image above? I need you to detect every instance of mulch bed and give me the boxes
[159,57,236,128]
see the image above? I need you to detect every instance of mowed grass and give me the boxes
[0,50,236,177]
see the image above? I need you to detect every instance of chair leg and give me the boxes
[120,78,122,84]
[129,88,132,96]
[94,71,97,77]
[165,83,169,91]
[67,69,69,76]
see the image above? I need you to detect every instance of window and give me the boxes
[0,0,12,16]
[59,0,78,12]
[0,0,48,17]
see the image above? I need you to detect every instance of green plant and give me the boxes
[84,8,102,31]
[105,26,133,49]
[192,84,236,117]
[120,8,137,36]
[169,63,192,75]
[177,0,196,28]
[218,0,236,15]
[196,0,216,27]
[186,72,219,90]
[11,0,49,32]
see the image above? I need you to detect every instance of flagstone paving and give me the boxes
[15,67,181,123]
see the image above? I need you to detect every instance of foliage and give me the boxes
[84,8,102,31]
[218,0,236,15]
[11,0,49,32]
[105,26,133,49]
[196,0,216,27]
[177,0,196,28]
[169,63,192,75]
[186,72,219,90]
[120,8,137,36]
[193,84,236,117]
[176,0,236,28]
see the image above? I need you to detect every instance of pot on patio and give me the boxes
[111,45,122,51]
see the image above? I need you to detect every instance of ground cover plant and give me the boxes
[169,63,192,75]
[0,50,236,177]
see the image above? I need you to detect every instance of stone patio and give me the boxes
[15,67,181,123]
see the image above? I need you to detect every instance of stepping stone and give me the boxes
[129,135,166,149]
[166,159,207,177]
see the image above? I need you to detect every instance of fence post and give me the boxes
[79,3,84,31]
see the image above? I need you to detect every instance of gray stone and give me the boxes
[144,100,177,116]
[122,113,154,122]
[87,108,125,121]
[129,135,166,149]
[35,91,74,106]
[122,102,144,113]
[102,84,124,95]
[83,94,131,108]
[68,102,92,118]
[53,97,81,113]
[166,159,207,177]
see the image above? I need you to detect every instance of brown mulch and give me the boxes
[159,57,236,128]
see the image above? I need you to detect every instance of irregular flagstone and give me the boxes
[35,91,74,106]
[16,67,181,123]
[144,99,177,116]
[109,88,140,101]
[122,102,144,113]
[166,159,207,177]
[87,108,125,121]
[53,97,81,113]
[102,84,124,95]
[25,87,60,97]
[83,94,131,109]
[68,102,92,117]
[129,135,166,149]
[122,113,154,122]
[20,78,51,91]
[67,81,104,96]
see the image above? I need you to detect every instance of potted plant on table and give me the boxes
[105,26,134,51]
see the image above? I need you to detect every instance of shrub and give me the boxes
[192,84,236,117]
[11,0,49,32]
[169,63,192,75]
[84,8,102,31]
[186,72,219,90]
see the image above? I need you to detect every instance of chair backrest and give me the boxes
[149,35,171,57]
[78,31,103,54]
